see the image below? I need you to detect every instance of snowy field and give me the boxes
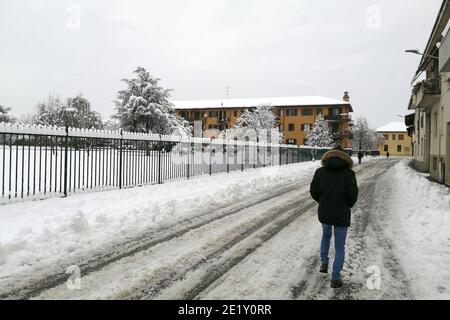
[1,156,448,300]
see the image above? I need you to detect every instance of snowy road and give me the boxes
[2,157,449,300]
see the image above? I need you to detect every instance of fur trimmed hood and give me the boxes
[321,149,353,169]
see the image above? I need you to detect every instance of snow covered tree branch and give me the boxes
[32,94,104,130]
[305,118,335,148]
[351,117,378,151]
[114,67,192,137]
[0,105,15,123]
[220,104,283,143]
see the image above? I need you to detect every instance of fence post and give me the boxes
[253,143,256,169]
[241,142,244,172]
[291,147,294,164]
[158,135,162,184]
[119,129,123,189]
[209,139,212,176]
[186,139,191,180]
[263,143,266,168]
[279,146,281,167]
[63,125,69,197]
[226,143,229,173]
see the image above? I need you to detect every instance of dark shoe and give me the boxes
[319,263,328,274]
[331,278,343,288]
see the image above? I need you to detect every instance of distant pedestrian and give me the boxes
[386,151,390,158]
[357,150,363,165]
[310,147,359,288]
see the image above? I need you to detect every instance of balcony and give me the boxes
[411,78,441,109]
[324,115,352,123]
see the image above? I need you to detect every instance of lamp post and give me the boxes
[405,49,439,59]
[406,50,439,84]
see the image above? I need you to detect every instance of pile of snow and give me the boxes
[373,159,450,299]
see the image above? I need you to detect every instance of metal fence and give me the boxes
[0,123,330,202]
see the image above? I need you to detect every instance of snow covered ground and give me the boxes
[2,156,447,300]
[372,159,450,299]
[0,159,324,297]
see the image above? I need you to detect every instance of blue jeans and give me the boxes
[320,224,348,280]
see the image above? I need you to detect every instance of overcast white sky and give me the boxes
[0,0,443,128]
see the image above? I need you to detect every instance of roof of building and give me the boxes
[172,96,352,111]
[376,122,408,133]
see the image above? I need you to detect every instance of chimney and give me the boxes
[343,91,350,102]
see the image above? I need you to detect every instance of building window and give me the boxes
[286,109,298,116]
[316,108,323,117]
[277,109,284,117]
[397,145,402,152]
[433,157,438,170]
[384,145,388,152]
[287,138,297,145]
[288,124,295,131]
[208,124,218,129]
[398,134,404,141]
[302,108,313,116]
[279,124,284,132]
[218,111,227,121]
[208,111,218,118]
[331,123,339,132]
[392,134,396,140]
[421,114,424,128]
[301,124,311,131]
[384,134,388,141]
[234,111,237,117]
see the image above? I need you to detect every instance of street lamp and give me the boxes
[405,49,439,59]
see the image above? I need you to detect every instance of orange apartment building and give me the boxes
[172,92,353,147]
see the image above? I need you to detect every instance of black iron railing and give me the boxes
[0,123,330,202]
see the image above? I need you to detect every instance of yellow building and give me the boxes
[377,122,413,157]
[172,92,353,147]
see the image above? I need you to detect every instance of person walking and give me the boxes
[386,151,390,158]
[357,150,363,165]
[310,147,359,288]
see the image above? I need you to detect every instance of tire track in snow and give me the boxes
[122,197,318,299]
[368,175,415,299]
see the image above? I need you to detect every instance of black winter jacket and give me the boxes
[310,149,359,227]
